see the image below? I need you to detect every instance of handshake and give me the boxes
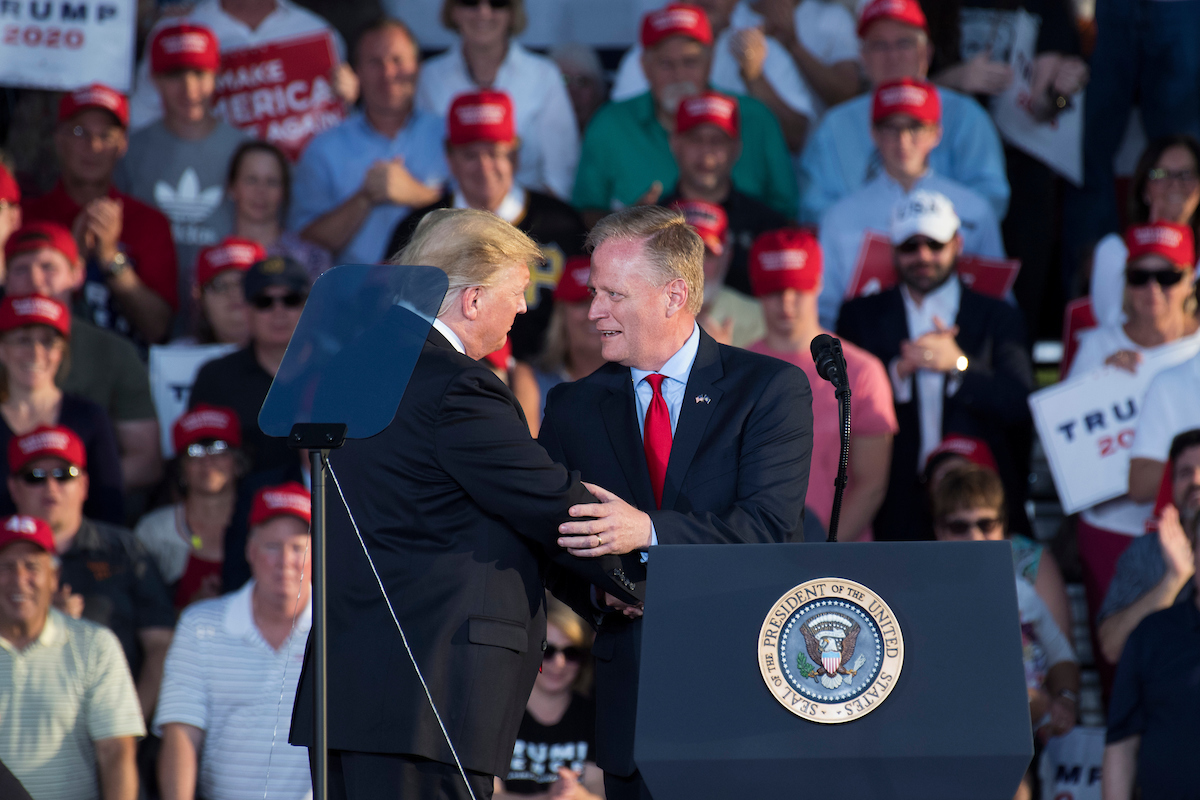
[557,482,652,559]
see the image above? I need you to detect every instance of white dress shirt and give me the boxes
[416,42,580,200]
[610,3,815,121]
[817,169,1006,329]
[453,186,527,224]
[433,318,467,354]
[890,278,962,469]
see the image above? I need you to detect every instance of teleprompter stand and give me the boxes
[635,541,1033,799]
[259,264,449,800]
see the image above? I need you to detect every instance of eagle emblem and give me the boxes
[799,613,868,689]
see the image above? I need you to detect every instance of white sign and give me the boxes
[1039,726,1104,800]
[149,343,237,458]
[0,0,136,92]
[1031,337,1200,513]
[990,9,1084,185]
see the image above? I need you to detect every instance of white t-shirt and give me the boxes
[416,42,580,199]
[129,0,346,130]
[610,3,816,120]
[1132,353,1200,462]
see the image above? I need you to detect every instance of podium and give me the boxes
[635,541,1032,799]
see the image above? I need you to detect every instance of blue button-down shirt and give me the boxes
[288,110,449,266]
[798,87,1010,225]
[629,322,701,550]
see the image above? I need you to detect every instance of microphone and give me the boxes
[809,334,847,388]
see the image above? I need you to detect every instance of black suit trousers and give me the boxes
[317,749,494,800]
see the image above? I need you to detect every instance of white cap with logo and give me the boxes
[890,190,961,246]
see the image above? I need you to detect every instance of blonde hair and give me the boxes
[441,0,527,36]
[586,206,705,315]
[391,208,543,316]
[546,596,593,693]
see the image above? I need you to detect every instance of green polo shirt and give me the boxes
[572,91,798,220]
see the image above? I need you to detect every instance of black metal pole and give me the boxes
[310,449,327,800]
[826,383,852,543]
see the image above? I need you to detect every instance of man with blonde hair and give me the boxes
[538,205,814,800]
[288,208,646,800]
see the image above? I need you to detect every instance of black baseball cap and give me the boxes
[242,256,310,301]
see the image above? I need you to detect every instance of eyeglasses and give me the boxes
[204,275,244,297]
[543,644,585,663]
[458,0,511,7]
[185,440,231,458]
[938,517,1002,536]
[1147,168,1199,185]
[68,125,123,147]
[896,237,948,254]
[1125,268,1187,288]
[19,465,81,485]
[251,292,306,310]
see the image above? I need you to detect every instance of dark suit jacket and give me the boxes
[836,284,1033,541]
[289,330,644,777]
[537,329,814,777]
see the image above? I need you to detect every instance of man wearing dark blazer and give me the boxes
[538,206,814,800]
[837,190,1033,542]
[289,209,645,800]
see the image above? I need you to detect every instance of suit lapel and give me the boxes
[661,331,725,510]
[599,368,658,512]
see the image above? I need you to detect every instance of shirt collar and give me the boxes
[631,322,701,387]
[0,608,68,655]
[452,186,526,224]
[224,579,313,641]
[432,318,467,354]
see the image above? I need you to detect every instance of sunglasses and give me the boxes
[1147,168,1199,184]
[185,440,231,458]
[251,292,306,310]
[459,0,511,7]
[939,517,1001,536]
[543,644,585,663]
[20,465,81,485]
[1125,268,1187,288]
[896,237,948,254]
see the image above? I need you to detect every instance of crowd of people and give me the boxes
[0,0,1197,798]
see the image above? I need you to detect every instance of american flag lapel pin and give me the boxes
[695,394,711,404]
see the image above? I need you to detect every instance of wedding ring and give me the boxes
[923,350,932,362]
[596,535,603,547]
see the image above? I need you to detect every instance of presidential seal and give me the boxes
[758,578,904,724]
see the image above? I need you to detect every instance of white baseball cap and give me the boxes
[890,190,960,245]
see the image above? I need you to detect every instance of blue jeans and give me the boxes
[1062,0,1200,289]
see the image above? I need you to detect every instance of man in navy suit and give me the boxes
[538,205,813,800]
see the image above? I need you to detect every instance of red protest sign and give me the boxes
[212,32,344,161]
[846,231,1021,300]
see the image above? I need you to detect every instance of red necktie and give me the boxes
[643,373,673,509]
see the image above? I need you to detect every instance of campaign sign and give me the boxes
[212,32,344,161]
[149,343,237,458]
[0,0,135,92]
[1038,726,1103,800]
[1030,336,1200,514]
[847,231,1020,300]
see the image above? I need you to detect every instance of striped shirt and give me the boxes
[154,580,312,800]
[0,609,146,800]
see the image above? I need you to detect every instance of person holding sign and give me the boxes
[1066,221,1200,643]
[817,78,1005,329]
[837,191,1032,542]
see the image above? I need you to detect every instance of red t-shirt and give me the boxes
[749,335,899,536]
[23,182,179,310]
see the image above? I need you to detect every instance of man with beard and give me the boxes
[836,191,1031,541]
[572,3,796,227]
[1097,429,1200,664]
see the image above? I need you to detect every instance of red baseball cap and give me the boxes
[196,237,267,288]
[0,295,71,338]
[674,200,728,256]
[0,515,56,554]
[676,91,739,139]
[554,256,593,304]
[173,404,242,454]
[58,83,129,128]
[748,229,823,296]
[1125,222,1195,267]
[0,163,19,205]
[872,79,941,125]
[8,425,86,474]
[448,90,516,146]
[641,3,713,49]
[150,22,220,74]
[858,0,929,37]
[4,221,80,265]
[926,434,999,475]
[249,482,311,529]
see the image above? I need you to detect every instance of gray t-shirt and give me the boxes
[1097,532,1196,623]
[115,119,247,319]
